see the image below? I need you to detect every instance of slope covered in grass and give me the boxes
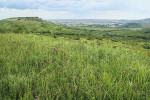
[0,33,149,100]
[0,17,90,36]
[0,17,150,43]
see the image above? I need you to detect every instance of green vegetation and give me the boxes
[0,17,150,100]
[0,17,150,42]
[0,17,90,36]
[121,23,142,28]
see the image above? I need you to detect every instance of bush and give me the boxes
[142,44,150,49]
[53,34,57,38]
[95,37,103,40]
[74,36,80,40]
[87,36,94,40]
[113,46,117,48]
[111,39,118,42]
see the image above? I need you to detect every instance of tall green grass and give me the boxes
[0,33,149,100]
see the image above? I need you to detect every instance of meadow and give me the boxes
[0,17,150,100]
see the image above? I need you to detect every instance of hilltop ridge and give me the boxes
[6,17,44,22]
[0,17,87,35]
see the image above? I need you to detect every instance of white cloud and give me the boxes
[0,0,114,10]
[0,0,150,19]
[84,10,150,19]
[1,8,150,20]
[0,8,72,19]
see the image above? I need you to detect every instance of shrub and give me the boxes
[113,46,117,48]
[53,34,57,38]
[95,37,103,40]
[87,36,94,40]
[111,39,118,42]
[74,36,80,40]
[142,44,150,49]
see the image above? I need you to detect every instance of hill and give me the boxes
[0,17,150,42]
[133,18,150,23]
[0,17,90,36]
[120,23,142,28]
[0,17,63,34]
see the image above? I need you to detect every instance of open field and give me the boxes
[0,17,150,100]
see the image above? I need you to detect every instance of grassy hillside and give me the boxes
[0,17,150,42]
[0,17,150,100]
[0,17,90,36]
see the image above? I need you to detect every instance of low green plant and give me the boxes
[142,43,150,49]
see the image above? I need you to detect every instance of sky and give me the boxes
[0,0,150,19]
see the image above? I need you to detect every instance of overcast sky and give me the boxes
[0,0,150,19]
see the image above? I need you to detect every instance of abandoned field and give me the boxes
[0,17,150,100]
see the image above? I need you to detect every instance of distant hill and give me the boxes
[133,18,150,23]
[120,23,142,28]
[47,18,150,24]
[116,18,150,23]
[118,18,150,28]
